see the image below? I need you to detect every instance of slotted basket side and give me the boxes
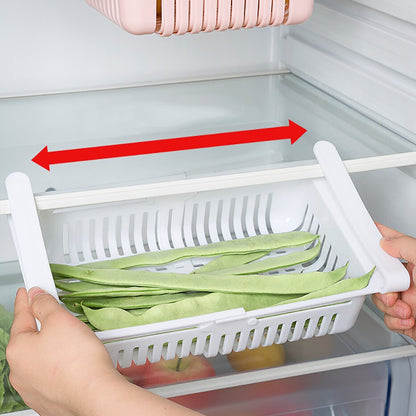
[40,183,312,266]
[40,180,348,278]
[107,297,363,368]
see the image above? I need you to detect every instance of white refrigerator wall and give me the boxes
[0,0,282,97]
[284,0,416,138]
[0,0,415,141]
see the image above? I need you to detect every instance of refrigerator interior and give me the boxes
[0,0,416,415]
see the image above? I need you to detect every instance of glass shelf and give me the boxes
[0,73,415,199]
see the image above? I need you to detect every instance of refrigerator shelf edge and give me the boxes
[0,151,416,216]
[149,344,416,398]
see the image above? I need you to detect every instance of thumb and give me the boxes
[380,235,416,265]
[28,287,62,325]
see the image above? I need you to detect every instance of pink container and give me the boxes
[85,0,314,36]
[85,0,157,35]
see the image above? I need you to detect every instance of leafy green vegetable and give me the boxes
[0,305,28,414]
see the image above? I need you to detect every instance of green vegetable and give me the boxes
[51,264,348,294]
[56,280,182,298]
[79,231,319,269]
[277,268,375,305]
[0,305,28,413]
[64,292,204,310]
[0,307,12,335]
[194,251,269,274]
[203,241,321,275]
[48,231,374,337]
[82,292,301,331]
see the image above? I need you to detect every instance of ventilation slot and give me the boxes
[128,214,137,254]
[62,223,71,264]
[115,216,124,256]
[328,314,338,334]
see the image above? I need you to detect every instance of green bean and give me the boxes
[276,268,375,305]
[65,292,204,310]
[194,251,269,274]
[129,309,149,316]
[56,280,182,298]
[82,292,302,331]
[76,314,89,322]
[51,264,347,294]
[61,299,84,314]
[204,242,321,275]
[69,299,149,316]
[79,231,319,269]
[55,280,179,294]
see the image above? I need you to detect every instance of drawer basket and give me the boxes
[6,141,409,367]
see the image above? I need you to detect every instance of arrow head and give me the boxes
[32,146,50,171]
[288,120,307,144]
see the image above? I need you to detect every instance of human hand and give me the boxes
[6,287,125,416]
[372,223,416,340]
[6,287,202,416]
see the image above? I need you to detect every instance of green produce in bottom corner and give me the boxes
[0,305,28,413]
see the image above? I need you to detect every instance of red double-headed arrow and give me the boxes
[32,120,306,171]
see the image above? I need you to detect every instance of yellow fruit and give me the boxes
[227,344,285,372]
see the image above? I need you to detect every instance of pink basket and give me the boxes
[85,0,314,36]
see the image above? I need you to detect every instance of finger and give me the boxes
[375,223,404,239]
[28,287,64,325]
[372,292,399,308]
[384,314,415,331]
[381,235,416,265]
[10,288,37,338]
[372,294,412,319]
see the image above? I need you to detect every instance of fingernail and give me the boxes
[379,293,394,307]
[400,318,414,328]
[28,287,46,303]
[395,305,409,319]
[16,287,26,296]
